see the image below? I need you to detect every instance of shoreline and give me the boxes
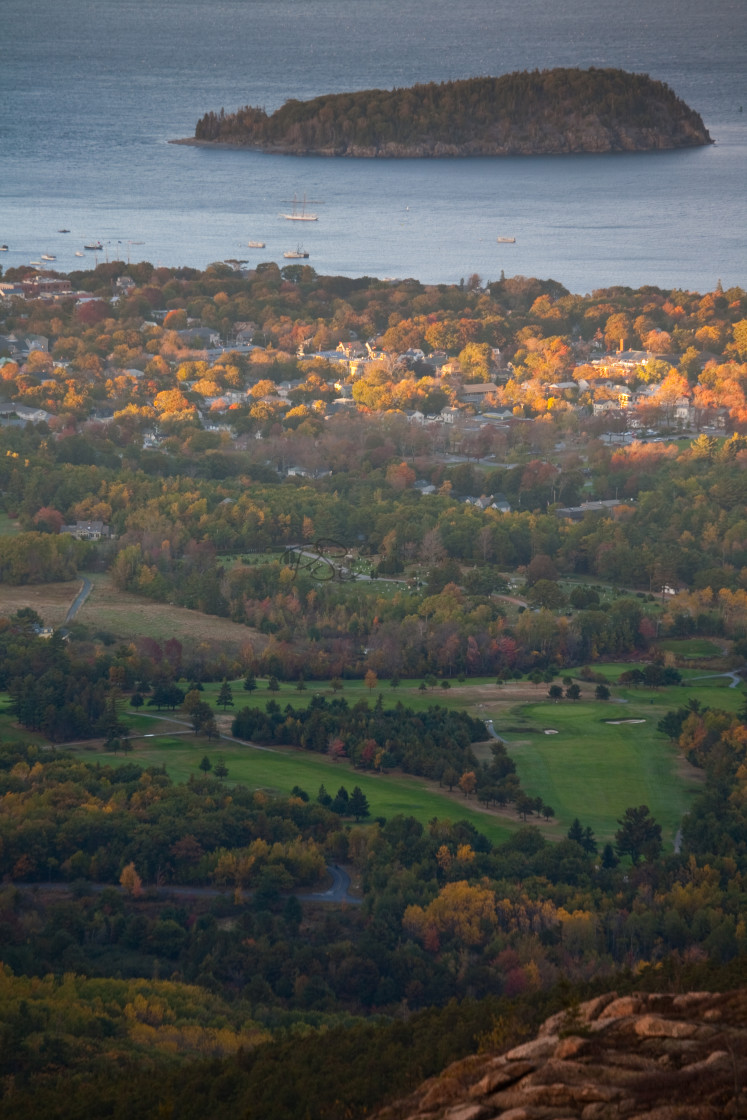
[169,136,713,158]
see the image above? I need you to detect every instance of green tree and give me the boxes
[199,755,212,773]
[615,805,662,865]
[243,672,257,692]
[217,680,234,710]
[213,755,229,780]
[349,786,371,821]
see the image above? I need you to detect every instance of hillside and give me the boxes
[188,68,712,156]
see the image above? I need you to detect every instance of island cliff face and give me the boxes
[372,989,746,1120]
[190,69,712,157]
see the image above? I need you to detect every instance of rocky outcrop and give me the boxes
[373,989,747,1120]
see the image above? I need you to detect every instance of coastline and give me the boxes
[169,136,713,158]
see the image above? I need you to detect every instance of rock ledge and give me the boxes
[373,989,747,1120]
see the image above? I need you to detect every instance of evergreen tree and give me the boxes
[349,785,371,821]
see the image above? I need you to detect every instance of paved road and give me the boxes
[13,864,361,906]
[65,577,92,624]
[685,666,746,689]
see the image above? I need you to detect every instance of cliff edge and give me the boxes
[373,989,746,1119]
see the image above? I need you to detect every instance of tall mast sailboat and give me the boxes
[279,194,318,221]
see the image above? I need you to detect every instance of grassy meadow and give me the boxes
[79,665,742,852]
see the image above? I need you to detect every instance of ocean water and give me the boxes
[2,0,746,293]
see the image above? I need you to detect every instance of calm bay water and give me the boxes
[2,0,746,293]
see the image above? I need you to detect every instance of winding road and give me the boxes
[14,864,361,906]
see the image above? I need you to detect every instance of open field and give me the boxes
[656,638,727,659]
[0,580,80,627]
[75,573,266,651]
[77,719,519,848]
[0,513,21,537]
[110,667,744,850]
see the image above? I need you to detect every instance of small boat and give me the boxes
[41,254,56,261]
[248,241,266,248]
[496,236,516,243]
[58,229,70,233]
[280,193,318,221]
[283,245,309,259]
[29,261,42,267]
[84,240,103,250]
[75,251,84,257]
[0,245,7,252]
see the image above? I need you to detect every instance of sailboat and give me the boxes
[279,194,318,221]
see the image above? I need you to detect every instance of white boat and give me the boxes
[29,261,42,267]
[280,194,318,221]
[496,236,516,243]
[74,251,84,257]
[41,254,56,261]
[0,245,7,252]
[247,241,266,248]
[283,245,309,259]
[84,240,103,250]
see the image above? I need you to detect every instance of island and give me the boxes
[179,68,713,157]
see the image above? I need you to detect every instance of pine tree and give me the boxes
[349,785,371,821]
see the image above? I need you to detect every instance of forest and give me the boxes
[191,68,712,156]
[0,255,747,1115]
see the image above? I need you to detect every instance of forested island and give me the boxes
[186,68,712,157]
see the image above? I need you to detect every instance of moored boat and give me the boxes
[41,254,56,261]
[248,241,266,248]
[84,240,103,250]
[280,194,318,221]
[283,245,309,259]
[496,236,516,243]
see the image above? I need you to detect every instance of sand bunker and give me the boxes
[543,729,559,735]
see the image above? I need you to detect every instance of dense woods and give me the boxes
[192,69,712,156]
[1,254,747,1115]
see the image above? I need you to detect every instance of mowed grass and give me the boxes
[498,671,747,848]
[656,638,726,659]
[502,703,690,846]
[99,723,516,847]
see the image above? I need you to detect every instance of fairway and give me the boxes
[500,699,702,847]
[99,717,518,848]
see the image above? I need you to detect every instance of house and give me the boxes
[458,383,497,406]
[555,499,632,521]
[0,334,49,360]
[178,327,221,348]
[336,340,367,359]
[0,283,25,300]
[7,404,53,424]
[60,520,111,541]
